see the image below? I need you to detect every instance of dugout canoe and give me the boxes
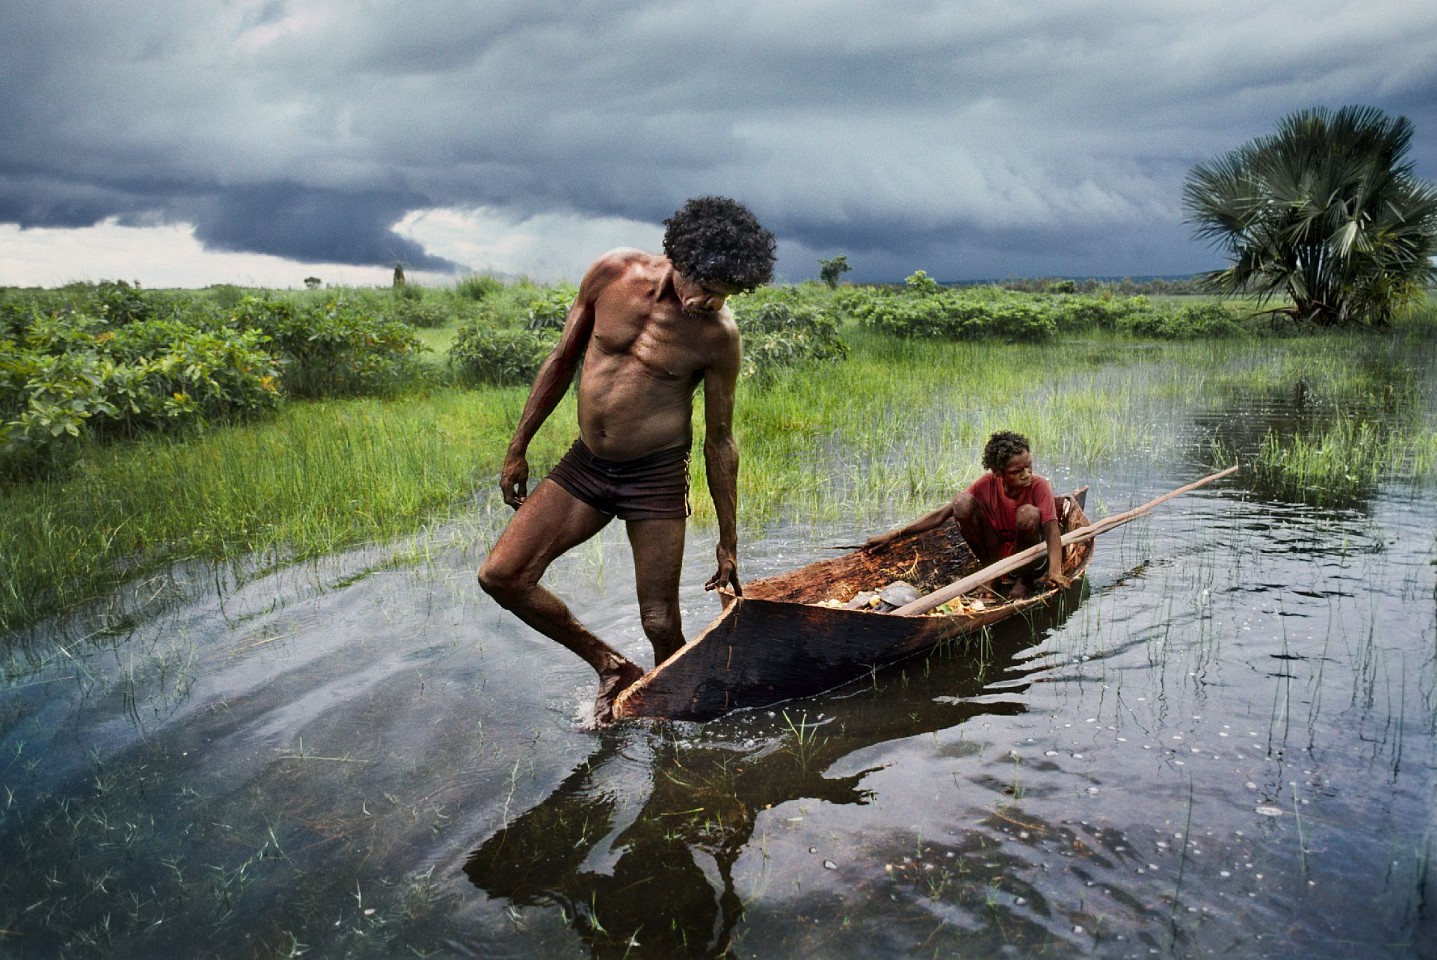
[612,487,1094,722]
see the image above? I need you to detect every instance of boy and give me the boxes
[864,431,1072,599]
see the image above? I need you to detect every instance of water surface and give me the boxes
[2,378,1434,959]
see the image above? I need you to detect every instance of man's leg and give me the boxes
[478,479,642,714]
[626,517,688,665]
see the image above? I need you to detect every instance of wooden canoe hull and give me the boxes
[614,490,1092,721]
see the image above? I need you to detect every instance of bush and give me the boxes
[0,350,117,474]
[731,289,849,385]
[1048,294,1155,332]
[524,285,577,331]
[1,317,281,479]
[456,274,504,301]
[93,280,155,326]
[449,324,557,385]
[905,270,942,296]
[390,297,451,329]
[231,296,426,397]
[95,326,282,434]
[854,287,1058,341]
[1118,301,1245,339]
[845,283,1220,342]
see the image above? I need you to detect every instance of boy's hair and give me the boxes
[662,196,777,292]
[982,431,1030,472]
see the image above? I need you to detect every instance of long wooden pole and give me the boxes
[888,464,1240,617]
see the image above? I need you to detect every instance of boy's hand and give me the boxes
[861,531,895,552]
[1040,570,1072,591]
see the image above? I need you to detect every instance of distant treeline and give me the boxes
[855,276,1211,296]
[984,276,1208,296]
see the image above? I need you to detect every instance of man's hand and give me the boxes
[704,545,741,595]
[500,453,530,509]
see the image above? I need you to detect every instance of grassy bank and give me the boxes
[0,386,574,629]
[4,310,1435,633]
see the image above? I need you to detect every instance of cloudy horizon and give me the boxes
[4,0,1435,289]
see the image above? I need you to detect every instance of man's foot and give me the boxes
[1006,577,1031,601]
[592,659,644,726]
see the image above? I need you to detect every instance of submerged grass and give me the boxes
[4,317,1435,632]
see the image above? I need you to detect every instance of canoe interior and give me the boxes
[741,489,1088,606]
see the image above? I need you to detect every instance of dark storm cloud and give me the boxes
[3,0,1435,281]
[192,184,455,270]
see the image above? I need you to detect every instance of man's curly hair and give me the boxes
[662,196,776,292]
[982,431,1030,472]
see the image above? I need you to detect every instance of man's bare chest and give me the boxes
[591,311,710,381]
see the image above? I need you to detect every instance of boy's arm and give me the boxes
[861,499,955,551]
[1039,518,1071,589]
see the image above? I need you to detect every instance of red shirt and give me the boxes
[967,472,1058,556]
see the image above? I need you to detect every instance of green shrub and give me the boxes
[524,285,578,331]
[1048,294,1155,332]
[905,270,942,296]
[855,287,1058,341]
[449,324,557,385]
[731,290,849,385]
[1118,301,1244,339]
[456,274,504,301]
[94,326,282,435]
[391,297,452,329]
[1,319,281,479]
[206,284,247,309]
[93,280,155,326]
[847,284,1182,342]
[231,296,426,397]
[0,349,117,473]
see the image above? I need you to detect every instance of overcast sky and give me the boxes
[3,0,1435,288]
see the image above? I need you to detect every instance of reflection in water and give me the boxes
[465,587,1087,958]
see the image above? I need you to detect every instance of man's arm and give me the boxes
[701,321,742,593]
[499,257,615,508]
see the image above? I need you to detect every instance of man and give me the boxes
[478,196,776,724]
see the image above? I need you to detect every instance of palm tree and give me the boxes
[1183,105,1437,326]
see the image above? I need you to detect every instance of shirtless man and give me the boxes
[478,197,776,724]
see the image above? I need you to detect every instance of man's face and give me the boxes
[675,273,742,315]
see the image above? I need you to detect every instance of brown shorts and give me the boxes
[546,439,692,521]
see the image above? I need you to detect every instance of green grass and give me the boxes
[4,308,1435,633]
[689,320,1437,524]
[0,386,575,629]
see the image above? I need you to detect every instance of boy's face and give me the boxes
[995,449,1034,495]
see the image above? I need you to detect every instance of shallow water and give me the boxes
[3,389,1436,958]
